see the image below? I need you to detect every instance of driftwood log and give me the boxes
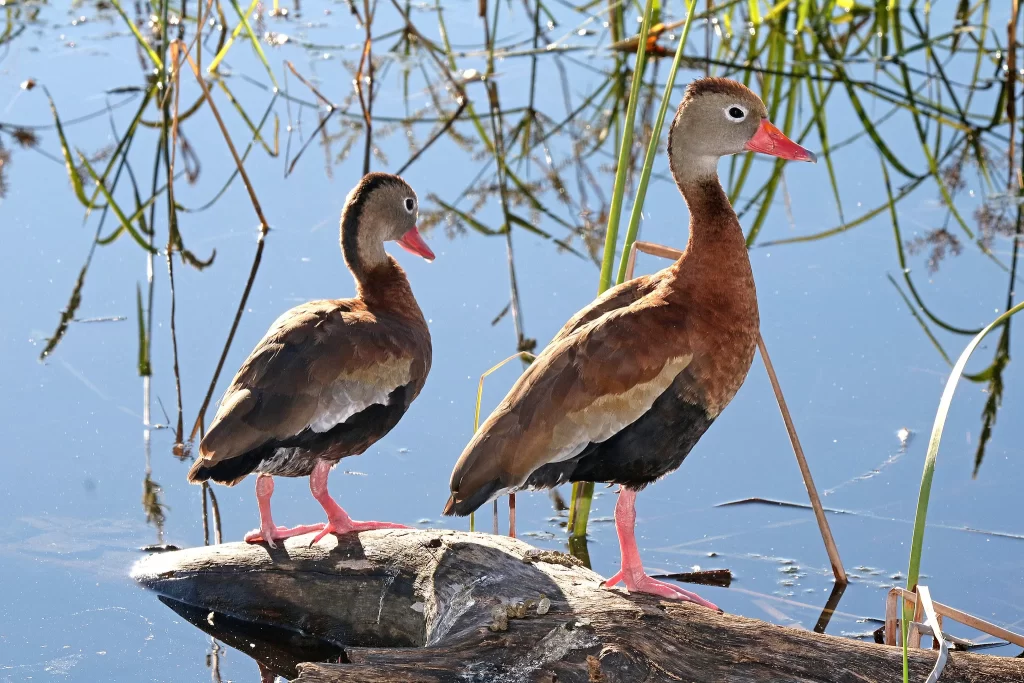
[131,529,1023,682]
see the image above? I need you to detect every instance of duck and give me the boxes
[188,172,434,548]
[442,78,815,608]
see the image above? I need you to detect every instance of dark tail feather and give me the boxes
[442,478,502,517]
[186,452,262,487]
[186,457,209,484]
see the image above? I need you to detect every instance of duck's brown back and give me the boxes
[445,180,757,514]
[189,259,430,485]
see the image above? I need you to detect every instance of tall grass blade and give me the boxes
[614,0,698,284]
[109,0,164,70]
[596,0,657,294]
[569,0,660,534]
[38,262,87,361]
[136,283,151,376]
[208,0,260,74]
[77,153,157,254]
[571,0,698,539]
[902,300,1024,676]
[44,89,99,209]
[229,0,279,89]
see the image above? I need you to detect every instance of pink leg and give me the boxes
[307,460,410,546]
[243,475,328,549]
[603,487,719,610]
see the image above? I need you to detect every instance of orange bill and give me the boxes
[744,120,817,162]
[396,227,435,262]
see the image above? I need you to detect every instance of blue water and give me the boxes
[1,2,1022,680]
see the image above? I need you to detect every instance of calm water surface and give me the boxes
[1,1,1022,680]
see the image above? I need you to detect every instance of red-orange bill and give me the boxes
[396,227,435,262]
[744,120,817,163]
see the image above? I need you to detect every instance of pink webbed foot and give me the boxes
[245,475,325,548]
[603,569,719,610]
[305,459,410,546]
[244,523,327,549]
[606,486,720,611]
[308,517,410,546]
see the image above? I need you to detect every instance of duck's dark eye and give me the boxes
[404,197,415,213]
[728,106,745,120]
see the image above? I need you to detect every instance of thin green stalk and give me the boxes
[568,0,660,531]
[208,0,259,74]
[596,0,657,294]
[230,0,279,89]
[44,88,99,209]
[615,0,699,283]
[571,0,698,539]
[110,0,164,70]
[902,300,1024,677]
[77,153,157,254]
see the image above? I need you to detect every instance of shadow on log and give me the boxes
[131,529,1024,682]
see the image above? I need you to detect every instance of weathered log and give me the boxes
[131,529,1023,682]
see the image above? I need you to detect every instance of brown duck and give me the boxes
[189,172,434,547]
[443,78,815,608]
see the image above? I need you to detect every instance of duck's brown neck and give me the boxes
[341,222,424,320]
[680,177,742,243]
[359,257,424,316]
[667,173,756,311]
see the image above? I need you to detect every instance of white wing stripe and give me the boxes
[308,381,394,432]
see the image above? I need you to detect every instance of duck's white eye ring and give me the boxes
[724,104,748,122]
[404,197,416,213]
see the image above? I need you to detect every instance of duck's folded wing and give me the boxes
[550,273,658,342]
[191,301,418,476]
[446,301,692,514]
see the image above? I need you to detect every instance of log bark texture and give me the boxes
[131,529,1023,682]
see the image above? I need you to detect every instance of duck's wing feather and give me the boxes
[445,276,689,515]
[550,272,659,342]
[189,300,425,480]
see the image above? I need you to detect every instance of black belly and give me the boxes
[526,373,714,491]
[200,385,411,484]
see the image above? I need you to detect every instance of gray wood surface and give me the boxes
[131,529,1024,682]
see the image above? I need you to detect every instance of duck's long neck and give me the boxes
[341,222,424,321]
[342,217,386,285]
[668,166,756,317]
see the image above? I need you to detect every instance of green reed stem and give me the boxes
[208,0,259,74]
[570,0,698,540]
[109,0,164,70]
[902,300,1024,679]
[616,0,698,284]
[567,0,659,533]
[596,0,656,295]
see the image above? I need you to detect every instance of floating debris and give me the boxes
[652,569,733,588]
[140,543,180,553]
